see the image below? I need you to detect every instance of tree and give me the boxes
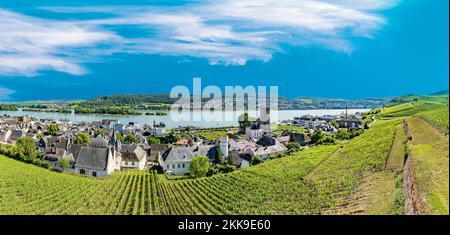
[227,152,233,165]
[147,135,161,145]
[189,155,210,178]
[124,134,139,144]
[162,134,180,144]
[116,131,124,142]
[316,135,335,145]
[58,159,70,171]
[94,129,105,137]
[239,112,252,132]
[330,119,338,128]
[214,144,222,164]
[335,129,350,140]
[74,132,91,145]
[285,141,301,153]
[16,136,37,157]
[48,124,59,136]
[310,130,324,144]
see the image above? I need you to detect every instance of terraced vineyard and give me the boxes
[0,118,401,215]
[307,119,400,211]
[381,95,448,118]
[0,146,335,215]
[417,106,449,134]
[1,95,448,215]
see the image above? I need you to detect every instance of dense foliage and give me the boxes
[0,104,18,111]
[189,155,210,178]
[74,132,91,145]
[74,106,141,115]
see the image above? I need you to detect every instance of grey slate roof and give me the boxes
[162,145,216,163]
[10,130,24,139]
[53,138,69,149]
[75,146,110,171]
[120,145,147,162]
[68,144,83,161]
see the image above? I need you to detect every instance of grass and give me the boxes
[363,171,399,215]
[406,117,449,214]
[385,124,408,170]
[274,125,306,132]
[273,125,306,135]
[197,131,229,140]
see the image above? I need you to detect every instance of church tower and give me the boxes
[260,107,271,133]
[219,136,229,163]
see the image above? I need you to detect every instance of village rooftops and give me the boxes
[161,145,216,163]
[120,145,147,162]
[74,146,111,171]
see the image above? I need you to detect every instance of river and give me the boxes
[0,109,370,128]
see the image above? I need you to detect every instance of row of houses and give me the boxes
[293,111,363,131]
[1,114,287,177]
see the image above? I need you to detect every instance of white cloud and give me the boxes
[1,0,399,76]
[0,86,14,100]
[0,9,119,76]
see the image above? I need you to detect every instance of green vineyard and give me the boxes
[0,119,400,215]
[417,106,449,134]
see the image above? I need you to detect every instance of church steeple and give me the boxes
[109,130,117,146]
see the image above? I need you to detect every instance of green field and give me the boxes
[197,131,230,141]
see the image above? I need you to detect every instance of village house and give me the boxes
[8,130,24,144]
[223,133,287,166]
[338,117,362,129]
[152,121,167,137]
[227,140,255,168]
[290,132,311,146]
[90,137,109,147]
[74,146,116,178]
[158,145,217,176]
[43,148,75,172]
[148,144,170,163]
[0,129,12,143]
[120,144,147,170]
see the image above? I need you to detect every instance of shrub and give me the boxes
[188,155,210,178]
[251,156,262,165]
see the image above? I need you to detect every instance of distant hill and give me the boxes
[430,90,449,96]
[77,93,390,110]
[6,90,447,110]
[82,94,176,107]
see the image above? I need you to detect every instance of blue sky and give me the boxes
[0,0,448,101]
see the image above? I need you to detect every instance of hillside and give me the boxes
[73,94,389,110]
[0,94,448,215]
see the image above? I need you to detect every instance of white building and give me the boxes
[158,145,216,176]
[74,146,116,178]
[219,136,229,163]
[120,145,147,170]
[245,127,265,141]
